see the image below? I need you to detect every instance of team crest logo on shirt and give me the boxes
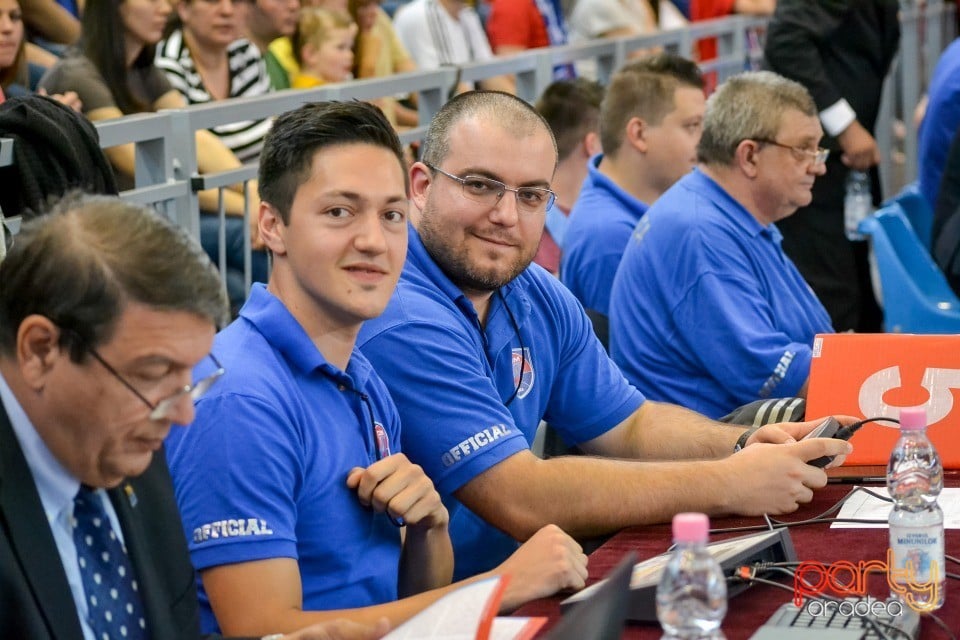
[374,422,391,458]
[512,347,534,399]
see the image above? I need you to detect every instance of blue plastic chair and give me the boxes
[883,182,933,250]
[858,203,960,333]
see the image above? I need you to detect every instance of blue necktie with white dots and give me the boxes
[72,487,149,640]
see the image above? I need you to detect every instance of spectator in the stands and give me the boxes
[290,7,356,88]
[245,0,300,90]
[0,0,81,107]
[485,0,574,80]
[156,0,273,163]
[348,0,418,127]
[533,77,604,275]
[569,0,687,44]
[40,0,269,313]
[392,0,514,95]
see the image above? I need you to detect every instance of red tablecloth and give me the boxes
[515,474,960,639]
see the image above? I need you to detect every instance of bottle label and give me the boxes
[889,524,944,584]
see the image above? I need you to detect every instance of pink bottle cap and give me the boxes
[899,407,927,431]
[672,512,709,544]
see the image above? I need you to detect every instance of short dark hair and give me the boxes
[258,101,406,223]
[535,79,605,161]
[0,194,229,360]
[600,53,704,156]
[421,90,558,170]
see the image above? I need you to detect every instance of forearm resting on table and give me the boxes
[205,557,511,637]
[455,450,738,541]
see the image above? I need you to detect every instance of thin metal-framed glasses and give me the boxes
[753,138,830,166]
[78,339,224,421]
[425,163,557,214]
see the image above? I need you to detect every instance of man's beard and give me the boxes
[418,201,536,294]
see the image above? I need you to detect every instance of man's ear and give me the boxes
[16,315,64,392]
[409,161,432,213]
[259,201,287,256]
[734,139,762,179]
[624,116,648,154]
[583,130,602,158]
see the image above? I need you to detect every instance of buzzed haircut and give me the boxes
[421,90,559,170]
[258,101,406,223]
[535,79,605,162]
[600,53,704,156]
[0,193,229,360]
[697,70,817,167]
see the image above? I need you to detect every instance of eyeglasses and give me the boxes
[754,138,830,166]
[425,163,556,215]
[79,340,224,421]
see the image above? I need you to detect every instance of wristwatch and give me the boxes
[733,426,760,453]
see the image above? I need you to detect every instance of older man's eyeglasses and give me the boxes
[68,330,224,421]
[425,163,556,214]
[754,138,830,166]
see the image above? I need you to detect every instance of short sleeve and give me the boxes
[361,321,531,496]
[38,57,119,114]
[671,256,811,403]
[167,392,303,570]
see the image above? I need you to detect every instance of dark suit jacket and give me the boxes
[0,404,204,639]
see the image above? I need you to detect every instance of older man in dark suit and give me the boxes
[0,194,385,640]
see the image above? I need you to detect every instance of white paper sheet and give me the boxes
[831,487,960,529]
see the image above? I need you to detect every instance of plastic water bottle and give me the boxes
[887,407,945,612]
[844,170,872,241]
[656,513,727,639]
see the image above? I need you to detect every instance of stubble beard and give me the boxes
[418,201,536,294]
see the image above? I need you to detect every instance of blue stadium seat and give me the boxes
[883,182,933,250]
[858,203,960,333]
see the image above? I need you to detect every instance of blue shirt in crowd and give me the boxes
[609,169,833,419]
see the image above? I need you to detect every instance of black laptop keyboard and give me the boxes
[759,598,921,639]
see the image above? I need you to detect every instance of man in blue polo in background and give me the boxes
[610,71,834,419]
[561,53,705,318]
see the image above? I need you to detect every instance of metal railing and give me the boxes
[3,3,956,289]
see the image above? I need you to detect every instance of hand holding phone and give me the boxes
[801,417,860,468]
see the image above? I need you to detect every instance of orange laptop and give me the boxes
[805,333,960,468]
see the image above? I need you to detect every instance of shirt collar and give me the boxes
[237,283,372,390]
[0,371,79,525]
[585,153,650,216]
[685,168,782,243]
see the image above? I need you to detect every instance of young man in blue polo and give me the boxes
[165,101,587,637]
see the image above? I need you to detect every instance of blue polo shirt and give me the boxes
[561,154,649,315]
[918,38,960,209]
[609,169,833,419]
[166,285,402,633]
[358,225,645,580]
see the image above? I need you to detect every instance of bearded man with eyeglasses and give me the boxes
[358,89,852,582]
